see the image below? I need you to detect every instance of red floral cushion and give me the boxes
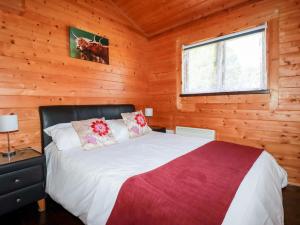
[72,118,116,150]
[121,111,152,138]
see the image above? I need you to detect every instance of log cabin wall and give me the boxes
[147,0,300,185]
[0,0,149,152]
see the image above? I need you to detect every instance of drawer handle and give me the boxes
[16,198,21,204]
[14,179,20,184]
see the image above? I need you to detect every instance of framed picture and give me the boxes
[69,27,109,64]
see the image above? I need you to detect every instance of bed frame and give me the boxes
[39,104,135,151]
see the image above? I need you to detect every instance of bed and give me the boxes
[40,104,288,225]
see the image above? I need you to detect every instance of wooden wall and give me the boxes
[0,0,149,152]
[147,0,300,185]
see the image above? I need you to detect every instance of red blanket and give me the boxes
[106,141,263,225]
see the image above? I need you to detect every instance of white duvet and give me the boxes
[45,132,288,225]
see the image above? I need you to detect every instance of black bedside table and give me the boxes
[0,148,46,216]
[150,126,166,133]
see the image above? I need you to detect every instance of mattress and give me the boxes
[45,131,288,225]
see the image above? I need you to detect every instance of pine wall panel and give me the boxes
[147,0,300,185]
[0,0,150,152]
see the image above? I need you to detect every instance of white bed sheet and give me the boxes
[45,131,288,225]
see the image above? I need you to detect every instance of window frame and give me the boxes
[181,24,269,96]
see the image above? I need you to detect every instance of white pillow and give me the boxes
[107,119,130,143]
[44,123,81,151]
[44,123,70,136]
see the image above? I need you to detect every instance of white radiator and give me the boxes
[175,126,215,140]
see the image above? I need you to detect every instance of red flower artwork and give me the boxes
[90,120,109,136]
[135,113,146,127]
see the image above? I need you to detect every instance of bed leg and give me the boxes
[37,199,46,212]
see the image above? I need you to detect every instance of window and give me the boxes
[182,25,267,95]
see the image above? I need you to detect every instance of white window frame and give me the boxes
[181,24,268,96]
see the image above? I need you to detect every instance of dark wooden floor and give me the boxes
[283,185,300,225]
[1,185,299,225]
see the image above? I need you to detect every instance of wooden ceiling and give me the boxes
[111,0,253,37]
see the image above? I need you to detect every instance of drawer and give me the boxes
[0,155,45,175]
[0,165,44,195]
[0,182,45,216]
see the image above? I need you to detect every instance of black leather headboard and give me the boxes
[39,104,135,150]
